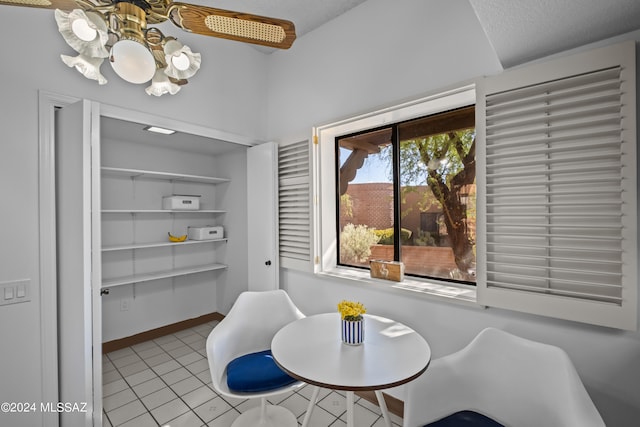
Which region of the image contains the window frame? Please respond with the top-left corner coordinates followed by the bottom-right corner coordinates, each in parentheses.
top-left (333, 109), bottom-right (477, 285)
top-left (313, 85), bottom-right (477, 284)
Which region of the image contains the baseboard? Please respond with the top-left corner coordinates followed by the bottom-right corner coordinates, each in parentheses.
top-left (356, 390), bottom-right (404, 419)
top-left (102, 312), bottom-right (224, 354)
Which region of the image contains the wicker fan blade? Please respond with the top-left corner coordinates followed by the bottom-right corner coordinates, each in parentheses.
top-left (169, 2), bottom-right (296, 49)
top-left (0, 0), bottom-right (80, 10)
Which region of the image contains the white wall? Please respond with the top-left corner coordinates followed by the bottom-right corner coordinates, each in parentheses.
top-left (266, 0), bottom-right (640, 425)
top-left (213, 149), bottom-right (250, 313)
top-left (0, 7), bottom-right (264, 427)
top-left (266, 0), bottom-right (502, 140)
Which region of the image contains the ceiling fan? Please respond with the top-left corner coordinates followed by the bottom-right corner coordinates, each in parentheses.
top-left (0, 0), bottom-right (296, 95)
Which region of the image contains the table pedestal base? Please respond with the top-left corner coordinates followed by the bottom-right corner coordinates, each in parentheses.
top-left (231, 402), bottom-right (297, 427)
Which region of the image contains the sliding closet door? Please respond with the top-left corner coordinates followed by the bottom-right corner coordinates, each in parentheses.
top-left (56, 100), bottom-right (102, 426)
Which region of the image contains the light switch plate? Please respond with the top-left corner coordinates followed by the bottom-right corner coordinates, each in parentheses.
top-left (0, 279), bottom-right (31, 306)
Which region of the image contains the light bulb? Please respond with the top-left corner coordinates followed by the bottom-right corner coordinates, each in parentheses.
top-left (71, 18), bottom-right (97, 42)
top-left (110, 40), bottom-right (156, 84)
top-left (171, 53), bottom-right (191, 71)
top-left (163, 39), bottom-right (201, 80)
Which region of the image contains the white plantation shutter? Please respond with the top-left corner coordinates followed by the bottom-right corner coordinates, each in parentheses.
top-left (477, 41), bottom-right (637, 330)
top-left (278, 140), bottom-right (313, 270)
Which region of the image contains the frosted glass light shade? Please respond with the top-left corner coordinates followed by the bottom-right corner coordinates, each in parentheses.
top-left (109, 40), bottom-right (156, 84)
top-left (145, 69), bottom-right (181, 96)
top-left (55, 9), bottom-right (109, 58)
top-left (72, 18), bottom-right (96, 41)
top-left (164, 40), bottom-right (201, 80)
top-left (61, 54), bottom-right (107, 85)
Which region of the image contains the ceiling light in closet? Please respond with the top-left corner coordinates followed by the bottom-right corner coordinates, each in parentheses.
top-left (144, 126), bottom-right (176, 135)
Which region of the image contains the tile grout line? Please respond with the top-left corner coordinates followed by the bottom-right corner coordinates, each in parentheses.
top-left (107, 331), bottom-right (207, 426)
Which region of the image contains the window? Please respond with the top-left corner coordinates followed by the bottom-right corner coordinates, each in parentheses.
top-left (306, 40), bottom-right (635, 330)
top-left (336, 107), bottom-right (476, 284)
top-left (314, 85), bottom-right (476, 277)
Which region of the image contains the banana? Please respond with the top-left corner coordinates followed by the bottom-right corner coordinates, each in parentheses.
top-left (168, 232), bottom-right (188, 242)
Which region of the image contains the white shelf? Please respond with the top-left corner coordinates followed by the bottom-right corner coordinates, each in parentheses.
top-left (102, 166), bottom-right (230, 184)
top-left (101, 264), bottom-right (227, 289)
top-left (102, 209), bottom-right (226, 214)
top-left (102, 238), bottom-right (228, 252)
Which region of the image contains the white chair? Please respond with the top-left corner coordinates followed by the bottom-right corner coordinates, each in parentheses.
top-left (404, 327), bottom-right (605, 427)
top-left (206, 290), bottom-right (305, 427)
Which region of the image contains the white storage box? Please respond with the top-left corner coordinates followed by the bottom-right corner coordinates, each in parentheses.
top-left (188, 226), bottom-right (224, 240)
top-left (162, 195), bottom-right (200, 210)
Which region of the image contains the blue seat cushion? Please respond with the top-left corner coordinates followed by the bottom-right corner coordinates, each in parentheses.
top-left (226, 349), bottom-right (297, 393)
top-left (424, 410), bottom-right (505, 427)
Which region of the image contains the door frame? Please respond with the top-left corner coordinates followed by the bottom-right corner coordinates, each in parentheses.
top-left (38, 91), bottom-right (259, 427)
top-left (39, 90), bottom-right (80, 427)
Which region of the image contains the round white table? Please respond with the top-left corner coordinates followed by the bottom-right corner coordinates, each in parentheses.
top-left (271, 313), bottom-right (431, 427)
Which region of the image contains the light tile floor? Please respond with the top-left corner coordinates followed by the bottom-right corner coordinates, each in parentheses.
top-left (102, 321), bottom-right (403, 427)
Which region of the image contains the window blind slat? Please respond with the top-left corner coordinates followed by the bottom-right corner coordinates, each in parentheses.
top-left (485, 280), bottom-right (623, 304)
top-left (487, 201), bottom-right (622, 208)
top-left (486, 164), bottom-right (620, 179)
top-left (485, 177), bottom-right (622, 188)
top-left (486, 251), bottom-right (622, 265)
top-left (486, 139), bottom-right (621, 160)
top-left (486, 116), bottom-right (621, 142)
top-left (485, 129), bottom-right (620, 151)
top-left (486, 153), bottom-right (620, 170)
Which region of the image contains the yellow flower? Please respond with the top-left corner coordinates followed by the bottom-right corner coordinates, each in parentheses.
top-left (337, 300), bottom-right (366, 321)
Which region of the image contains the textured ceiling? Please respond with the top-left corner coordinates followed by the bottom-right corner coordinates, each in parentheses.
top-left (468, 0), bottom-right (640, 68)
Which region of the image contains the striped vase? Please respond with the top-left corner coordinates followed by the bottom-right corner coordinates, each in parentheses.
top-left (341, 318), bottom-right (364, 345)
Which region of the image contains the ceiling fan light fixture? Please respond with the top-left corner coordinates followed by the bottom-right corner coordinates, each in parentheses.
top-left (145, 68), bottom-right (181, 96)
top-left (61, 53), bottom-right (107, 85)
top-left (163, 39), bottom-right (201, 80)
top-left (55, 9), bottom-right (109, 58)
top-left (109, 39), bottom-right (157, 84)
top-left (7, 0), bottom-right (296, 94)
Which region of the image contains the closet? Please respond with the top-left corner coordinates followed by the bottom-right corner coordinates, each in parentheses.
top-left (99, 116), bottom-right (241, 343)
top-left (55, 100), bottom-right (257, 426)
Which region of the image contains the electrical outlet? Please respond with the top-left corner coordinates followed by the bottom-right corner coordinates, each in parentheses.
top-left (120, 299), bottom-right (130, 311)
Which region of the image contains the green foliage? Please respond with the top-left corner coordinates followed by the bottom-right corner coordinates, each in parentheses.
top-left (340, 194), bottom-right (354, 218)
top-left (400, 129), bottom-right (475, 187)
top-left (414, 230), bottom-right (437, 247)
top-left (340, 224), bottom-right (381, 263)
top-left (373, 228), bottom-right (412, 245)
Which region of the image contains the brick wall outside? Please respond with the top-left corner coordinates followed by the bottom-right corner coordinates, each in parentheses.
top-left (340, 183), bottom-right (441, 237)
top-left (340, 183), bottom-right (394, 230)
